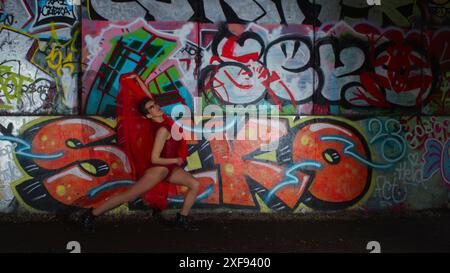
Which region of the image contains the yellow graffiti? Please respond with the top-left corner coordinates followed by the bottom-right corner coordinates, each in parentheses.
top-left (379, 0), bottom-right (419, 27)
top-left (0, 66), bottom-right (33, 109)
top-left (255, 193), bottom-right (272, 213)
top-left (43, 22), bottom-right (78, 77)
top-left (45, 47), bottom-right (75, 77)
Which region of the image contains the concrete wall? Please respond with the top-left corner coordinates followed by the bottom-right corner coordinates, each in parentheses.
top-left (0, 0), bottom-right (449, 214)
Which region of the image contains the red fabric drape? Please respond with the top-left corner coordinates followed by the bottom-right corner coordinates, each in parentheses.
top-left (117, 73), bottom-right (188, 210)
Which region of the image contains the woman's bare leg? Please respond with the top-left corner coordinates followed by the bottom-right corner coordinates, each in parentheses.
top-left (167, 167), bottom-right (200, 216)
top-left (92, 167), bottom-right (169, 216)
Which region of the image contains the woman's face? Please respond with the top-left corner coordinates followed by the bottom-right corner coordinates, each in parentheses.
top-left (145, 100), bottom-right (163, 118)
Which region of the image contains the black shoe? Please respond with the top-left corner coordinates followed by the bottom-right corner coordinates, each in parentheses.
top-left (152, 207), bottom-right (162, 218)
top-left (175, 213), bottom-right (199, 231)
top-left (80, 208), bottom-right (96, 232)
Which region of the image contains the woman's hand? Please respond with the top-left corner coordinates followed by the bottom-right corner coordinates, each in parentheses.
top-left (176, 157), bottom-right (184, 166)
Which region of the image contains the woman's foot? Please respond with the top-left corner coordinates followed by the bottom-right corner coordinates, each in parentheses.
top-left (175, 213), bottom-right (199, 231)
top-left (80, 208), bottom-right (96, 232)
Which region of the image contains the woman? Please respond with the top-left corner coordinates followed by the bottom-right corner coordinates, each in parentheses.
top-left (81, 74), bottom-right (200, 231)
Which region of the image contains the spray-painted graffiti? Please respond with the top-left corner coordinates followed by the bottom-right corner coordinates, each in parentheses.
top-left (316, 0), bottom-right (420, 28)
top-left (0, 0), bottom-right (80, 114)
top-left (440, 71), bottom-right (450, 110)
top-left (372, 175), bottom-right (408, 209)
top-left (0, 116), bottom-right (447, 213)
top-left (1, 0), bottom-right (34, 30)
top-left (419, 0), bottom-right (450, 28)
top-left (4, 117), bottom-right (134, 213)
top-left (33, 23), bottom-right (80, 110)
top-left (82, 20), bottom-right (449, 116)
top-left (0, 0), bottom-right (449, 215)
top-left (199, 24), bottom-right (315, 114)
top-left (82, 18), bottom-right (449, 116)
top-left (2, 0), bottom-right (80, 32)
top-left (369, 150), bottom-right (431, 210)
top-left (273, 118), bottom-right (374, 210)
top-left (85, 0), bottom-right (421, 27)
top-left (401, 116), bottom-right (450, 150)
top-left (423, 139), bottom-right (450, 187)
top-left (366, 119), bottom-right (406, 167)
top-left (33, 0), bottom-right (77, 28)
top-left (197, 22), bottom-right (449, 115)
top-left (0, 0), bottom-right (15, 26)
top-left (395, 153), bottom-right (427, 187)
top-left (0, 118), bottom-right (33, 212)
top-left (0, 27), bottom-right (54, 112)
top-left (338, 24), bottom-right (434, 110)
top-left (83, 19), bottom-right (195, 116)
top-left (172, 117), bottom-right (393, 211)
top-left (173, 116), bottom-right (449, 212)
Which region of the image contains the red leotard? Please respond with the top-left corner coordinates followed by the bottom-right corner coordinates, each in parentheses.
top-left (149, 119), bottom-right (181, 177)
top-left (117, 73), bottom-right (189, 210)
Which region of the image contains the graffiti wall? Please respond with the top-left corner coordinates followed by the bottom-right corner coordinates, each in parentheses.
top-left (82, 19), bottom-right (197, 116)
top-left (0, 116), bottom-right (448, 213)
top-left (0, 0), bottom-right (80, 114)
top-left (0, 117), bottom-right (135, 213)
top-left (83, 0), bottom-right (424, 27)
top-left (82, 21), bottom-right (450, 116)
top-left (0, 0), bottom-right (448, 214)
top-left (198, 22), bottom-right (450, 115)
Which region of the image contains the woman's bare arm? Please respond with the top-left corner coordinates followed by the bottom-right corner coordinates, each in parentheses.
top-left (151, 127), bottom-right (179, 165)
top-left (135, 76), bottom-right (151, 96)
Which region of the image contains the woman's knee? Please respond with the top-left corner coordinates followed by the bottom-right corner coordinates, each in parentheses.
top-left (123, 194), bottom-right (135, 203)
top-left (118, 191), bottom-right (135, 203)
top-left (189, 179), bottom-right (200, 193)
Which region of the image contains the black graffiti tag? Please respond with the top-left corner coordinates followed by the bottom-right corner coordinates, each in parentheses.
top-left (33, 0), bottom-right (77, 27)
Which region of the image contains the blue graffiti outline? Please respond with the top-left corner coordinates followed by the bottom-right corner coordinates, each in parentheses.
top-left (87, 180), bottom-right (135, 200)
top-left (0, 135), bottom-right (64, 160)
top-left (264, 161), bottom-right (323, 204)
top-left (0, 12), bottom-right (8, 22)
top-left (167, 184), bottom-right (214, 203)
top-left (367, 118), bottom-right (407, 164)
top-left (320, 135), bottom-right (396, 169)
top-left (422, 139), bottom-right (450, 184)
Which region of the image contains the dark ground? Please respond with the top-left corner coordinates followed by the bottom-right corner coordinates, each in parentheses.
top-left (0, 209), bottom-right (449, 253)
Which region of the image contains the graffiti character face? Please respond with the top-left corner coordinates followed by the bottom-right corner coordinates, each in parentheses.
top-left (356, 29), bottom-right (435, 108)
top-left (291, 119), bottom-right (372, 210)
top-left (209, 62), bottom-right (269, 105)
top-left (375, 41), bottom-right (432, 100)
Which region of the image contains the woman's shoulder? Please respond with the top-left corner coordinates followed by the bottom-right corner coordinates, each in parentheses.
top-left (152, 117), bottom-right (177, 135)
top-left (153, 122), bottom-right (170, 135)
